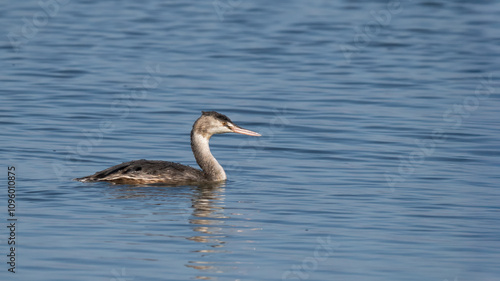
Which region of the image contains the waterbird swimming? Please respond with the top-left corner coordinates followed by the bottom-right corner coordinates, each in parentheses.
top-left (75, 111), bottom-right (261, 184)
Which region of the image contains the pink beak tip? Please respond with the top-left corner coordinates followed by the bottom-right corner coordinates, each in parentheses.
top-left (231, 126), bottom-right (262, 137)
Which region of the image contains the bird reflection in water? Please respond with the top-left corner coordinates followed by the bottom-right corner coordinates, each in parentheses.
top-left (107, 181), bottom-right (234, 279)
top-left (185, 182), bottom-right (230, 276)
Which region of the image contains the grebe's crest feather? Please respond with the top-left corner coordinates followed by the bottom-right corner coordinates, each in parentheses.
top-left (201, 111), bottom-right (232, 123)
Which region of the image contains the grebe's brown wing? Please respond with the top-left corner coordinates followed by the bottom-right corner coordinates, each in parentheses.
top-left (74, 159), bottom-right (204, 184)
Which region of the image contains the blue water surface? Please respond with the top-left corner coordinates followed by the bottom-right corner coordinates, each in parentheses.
top-left (1, 0), bottom-right (500, 280)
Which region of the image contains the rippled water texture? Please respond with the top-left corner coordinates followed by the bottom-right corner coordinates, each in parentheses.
top-left (1, 0), bottom-right (500, 280)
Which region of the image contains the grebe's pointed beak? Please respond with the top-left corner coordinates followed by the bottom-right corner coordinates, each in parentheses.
top-left (230, 125), bottom-right (261, 136)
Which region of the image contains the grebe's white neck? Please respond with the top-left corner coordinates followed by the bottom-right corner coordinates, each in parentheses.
top-left (190, 132), bottom-right (226, 181)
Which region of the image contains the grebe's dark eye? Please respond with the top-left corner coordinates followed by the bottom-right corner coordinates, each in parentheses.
top-left (222, 122), bottom-right (227, 126)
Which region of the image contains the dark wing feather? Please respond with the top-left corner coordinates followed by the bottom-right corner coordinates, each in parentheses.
top-left (74, 159), bottom-right (205, 184)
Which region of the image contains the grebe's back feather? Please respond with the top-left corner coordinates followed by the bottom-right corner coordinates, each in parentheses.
top-left (75, 159), bottom-right (204, 184)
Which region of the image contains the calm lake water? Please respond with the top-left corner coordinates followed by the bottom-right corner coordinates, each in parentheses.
top-left (1, 0), bottom-right (500, 280)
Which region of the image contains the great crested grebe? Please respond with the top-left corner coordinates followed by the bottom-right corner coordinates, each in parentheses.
top-left (75, 111), bottom-right (261, 184)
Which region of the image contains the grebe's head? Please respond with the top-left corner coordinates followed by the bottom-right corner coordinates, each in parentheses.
top-left (193, 111), bottom-right (261, 138)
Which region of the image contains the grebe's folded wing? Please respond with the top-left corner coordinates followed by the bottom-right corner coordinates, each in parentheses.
top-left (74, 159), bottom-right (203, 183)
